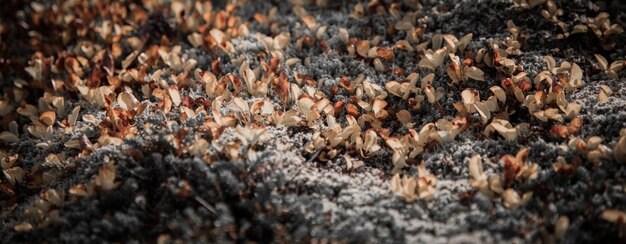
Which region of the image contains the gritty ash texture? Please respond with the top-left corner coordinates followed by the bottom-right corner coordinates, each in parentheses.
top-left (1, 0), bottom-right (626, 243)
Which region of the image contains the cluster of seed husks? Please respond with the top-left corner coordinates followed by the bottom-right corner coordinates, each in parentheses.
top-left (515, 0), bottom-right (624, 50)
top-left (0, 0), bottom-right (626, 240)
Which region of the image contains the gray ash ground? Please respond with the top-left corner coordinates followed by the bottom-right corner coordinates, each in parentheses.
top-left (1, 0), bottom-right (626, 243)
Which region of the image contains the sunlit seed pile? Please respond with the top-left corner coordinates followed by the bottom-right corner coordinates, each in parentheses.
top-left (1, 0), bottom-right (626, 242)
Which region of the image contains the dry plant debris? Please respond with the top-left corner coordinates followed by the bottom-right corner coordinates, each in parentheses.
top-left (0, 0), bottom-right (625, 243)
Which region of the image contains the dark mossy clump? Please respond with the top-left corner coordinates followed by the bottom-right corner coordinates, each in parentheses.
top-left (2, 138), bottom-right (312, 243)
top-left (138, 10), bottom-right (178, 46)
